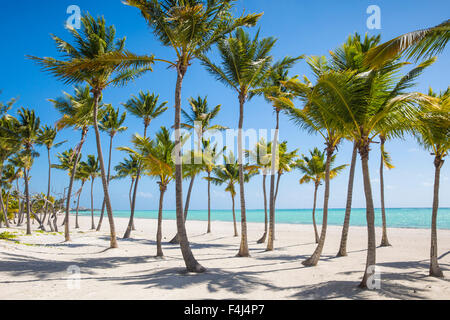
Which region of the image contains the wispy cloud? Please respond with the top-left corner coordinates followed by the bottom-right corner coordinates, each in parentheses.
top-left (137, 192), bottom-right (153, 199)
top-left (422, 182), bottom-right (433, 187)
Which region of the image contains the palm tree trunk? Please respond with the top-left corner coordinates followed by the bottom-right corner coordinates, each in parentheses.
top-left (75, 181), bottom-right (85, 229)
top-left (92, 90), bottom-right (118, 248)
top-left (156, 183), bottom-right (167, 257)
top-left (358, 143), bottom-right (377, 288)
top-left (312, 183), bottom-right (320, 244)
top-left (0, 165), bottom-right (10, 228)
top-left (302, 145), bottom-right (334, 266)
top-left (123, 169), bottom-right (141, 239)
top-left (257, 174), bottom-right (268, 243)
top-left (379, 138), bottom-right (391, 247)
top-left (96, 134), bottom-right (114, 231)
top-left (90, 178), bottom-right (95, 230)
top-left (266, 110), bottom-right (280, 251)
top-left (207, 171), bottom-right (212, 233)
top-left (174, 63), bottom-right (204, 272)
top-left (44, 147), bottom-right (51, 229)
top-left (237, 93), bottom-right (249, 257)
top-left (232, 194), bottom-right (238, 237)
top-left (64, 131), bottom-right (85, 242)
top-left (24, 169), bottom-right (31, 235)
top-left (337, 141), bottom-right (357, 257)
top-left (169, 175), bottom-right (196, 244)
top-left (430, 156), bottom-right (444, 277)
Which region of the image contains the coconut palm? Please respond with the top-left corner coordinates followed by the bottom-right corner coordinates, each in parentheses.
top-left (414, 87), bottom-right (450, 278)
top-left (73, 166), bottom-right (90, 229)
top-left (114, 155), bottom-right (140, 214)
top-left (16, 108), bottom-right (41, 235)
top-left (181, 96), bottom-right (226, 234)
top-left (366, 20), bottom-right (449, 67)
top-left (29, 13), bottom-right (156, 248)
top-left (124, 0), bottom-right (261, 271)
top-left (297, 148), bottom-right (347, 243)
top-left (37, 125), bottom-right (66, 229)
top-left (245, 138), bottom-right (271, 243)
top-left (80, 155), bottom-right (101, 230)
top-left (122, 91), bottom-right (168, 238)
top-left (207, 152), bottom-right (257, 237)
top-left (96, 105), bottom-right (127, 231)
top-left (200, 28), bottom-right (277, 257)
top-left (283, 53), bottom-right (435, 286)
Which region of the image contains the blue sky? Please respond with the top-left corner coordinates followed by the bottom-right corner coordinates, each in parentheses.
top-left (0, 0), bottom-right (449, 211)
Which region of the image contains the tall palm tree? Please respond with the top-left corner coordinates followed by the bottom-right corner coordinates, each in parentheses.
top-left (181, 96), bottom-right (226, 234)
top-left (73, 165), bottom-right (90, 229)
top-left (29, 13), bottom-right (156, 248)
top-left (16, 108), bottom-right (41, 235)
top-left (414, 87), bottom-right (449, 278)
top-left (252, 56), bottom-right (303, 250)
top-left (201, 28), bottom-right (276, 257)
top-left (245, 138), bottom-right (271, 243)
top-left (96, 105), bottom-right (127, 231)
top-left (366, 20), bottom-right (449, 67)
top-left (122, 91), bottom-right (168, 238)
top-left (297, 148), bottom-right (347, 243)
top-left (124, 0), bottom-right (260, 272)
top-left (37, 125), bottom-right (66, 229)
top-left (207, 152), bottom-right (257, 237)
top-left (284, 54), bottom-right (435, 286)
top-left (80, 155), bottom-right (101, 230)
top-left (114, 155), bottom-right (140, 215)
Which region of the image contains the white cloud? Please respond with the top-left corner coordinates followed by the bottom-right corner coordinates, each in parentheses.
top-left (422, 182), bottom-right (433, 187)
top-left (137, 192), bottom-right (153, 199)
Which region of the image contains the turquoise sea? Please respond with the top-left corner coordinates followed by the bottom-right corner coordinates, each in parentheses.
top-left (82, 207), bottom-right (450, 230)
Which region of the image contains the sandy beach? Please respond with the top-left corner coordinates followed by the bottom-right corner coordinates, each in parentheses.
top-left (0, 215), bottom-right (449, 300)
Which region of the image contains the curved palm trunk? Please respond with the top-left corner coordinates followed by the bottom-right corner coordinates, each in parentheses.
top-left (0, 166), bottom-right (10, 228)
top-left (231, 194), bottom-right (238, 237)
top-left (237, 93), bottom-right (249, 257)
top-left (170, 175), bottom-right (196, 244)
top-left (312, 183), bottom-right (320, 244)
top-left (64, 131), bottom-right (86, 241)
top-left (358, 144), bottom-right (377, 288)
top-left (156, 184), bottom-right (167, 257)
top-left (92, 91), bottom-right (118, 248)
top-left (123, 127), bottom-right (148, 238)
top-left (257, 174), bottom-right (268, 243)
top-left (42, 147), bottom-right (51, 230)
top-left (430, 157), bottom-right (444, 277)
top-left (24, 169), bottom-right (31, 235)
top-left (97, 134), bottom-right (114, 231)
top-left (90, 178), bottom-right (95, 230)
top-left (207, 171), bottom-right (212, 233)
top-left (379, 138), bottom-right (391, 247)
top-left (75, 181), bottom-right (85, 229)
top-left (174, 64), bottom-right (204, 272)
top-left (302, 145), bottom-right (334, 266)
top-left (337, 142), bottom-right (357, 256)
top-left (266, 110), bottom-right (280, 251)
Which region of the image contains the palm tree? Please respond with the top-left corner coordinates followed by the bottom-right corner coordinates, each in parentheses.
top-left (414, 87), bottom-right (449, 278)
top-left (29, 13), bottom-right (156, 248)
top-left (283, 54), bottom-right (435, 286)
top-left (366, 20), bottom-right (449, 67)
top-left (16, 108), bottom-right (41, 235)
top-left (297, 148), bottom-right (347, 243)
top-left (114, 155), bottom-right (140, 215)
top-left (37, 125), bottom-right (66, 230)
top-left (124, 0), bottom-right (261, 271)
top-left (73, 166), bottom-right (90, 229)
top-left (207, 152), bottom-right (257, 237)
top-left (119, 127), bottom-right (176, 257)
top-left (245, 138), bottom-right (271, 243)
top-left (80, 155), bottom-right (101, 230)
top-left (122, 91), bottom-right (168, 238)
top-left (181, 96), bottom-right (226, 234)
top-left (96, 105), bottom-right (127, 231)
top-left (201, 28), bottom-right (276, 257)
top-left (0, 115), bottom-right (21, 228)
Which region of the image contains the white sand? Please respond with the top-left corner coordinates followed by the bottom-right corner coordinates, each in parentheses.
top-left (0, 215), bottom-right (449, 300)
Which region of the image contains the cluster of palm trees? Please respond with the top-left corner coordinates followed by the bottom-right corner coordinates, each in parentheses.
top-left (0, 1), bottom-right (448, 288)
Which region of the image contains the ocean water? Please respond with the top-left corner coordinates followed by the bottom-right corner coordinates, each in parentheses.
top-left (82, 207), bottom-right (450, 230)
